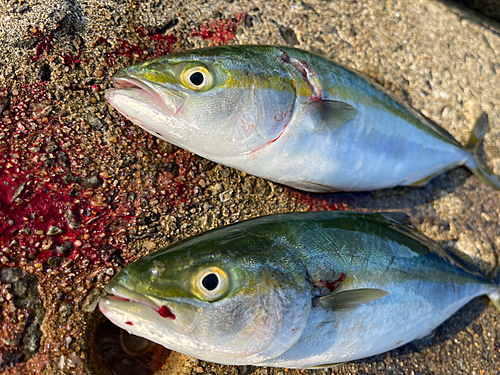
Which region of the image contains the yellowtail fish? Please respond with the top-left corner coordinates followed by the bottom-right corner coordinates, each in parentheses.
top-left (105, 46), bottom-right (500, 192)
top-left (99, 211), bottom-right (500, 368)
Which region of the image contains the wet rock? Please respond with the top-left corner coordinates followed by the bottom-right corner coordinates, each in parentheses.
top-left (0, 94), bottom-right (9, 116)
top-left (278, 25), bottom-right (299, 45)
top-left (0, 268), bottom-right (44, 370)
top-left (46, 256), bottom-right (63, 268)
top-left (10, 182), bottom-right (26, 202)
top-left (57, 151), bottom-right (71, 169)
top-left (164, 162), bottom-right (179, 176)
top-left (11, 37), bottom-right (39, 50)
top-left (244, 14), bottom-right (253, 28)
top-left (0, 267), bottom-right (22, 283)
top-left (17, 3), bottom-right (30, 14)
top-left (22, 323), bottom-right (42, 354)
top-left (88, 115), bottom-right (104, 130)
top-left (85, 310), bottom-right (172, 375)
top-left (55, 240), bottom-right (74, 255)
top-left (58, 301), bottom-right (74, 324)
top-left (47, 225), bottom-right (64, 236)
top-left (81, 175), bottom-right (103, 188)
top-left (81, 288), bottom-right (103, 313)
top-left (65, 209), bottom-right (79, 229)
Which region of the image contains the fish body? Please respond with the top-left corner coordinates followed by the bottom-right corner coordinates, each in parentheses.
top-left (105, 46), bottom-right (500, 192)
top-left (100, 212), bottom-right (500, 368)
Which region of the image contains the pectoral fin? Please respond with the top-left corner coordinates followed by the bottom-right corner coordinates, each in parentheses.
top-left (309, 100), bottom-right (358, 129)
top-left (313, 288), bottom-right (389, 311)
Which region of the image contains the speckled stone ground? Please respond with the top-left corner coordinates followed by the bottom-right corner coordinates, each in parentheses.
top-left (0, 0), bottom-right (499, 374)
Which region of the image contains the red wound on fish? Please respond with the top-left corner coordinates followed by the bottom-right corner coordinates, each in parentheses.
top-left (125, 321), bottom-right (133, 326)
top-left (317, 273), bottom-right (346, 293)
top-left (158, 305), bottom-right (176, 319)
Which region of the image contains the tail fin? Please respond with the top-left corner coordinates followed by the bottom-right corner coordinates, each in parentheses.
top-left (488, 265), bottom-right (500, 313)
top-left (464, 113), bottom-right (500, 191)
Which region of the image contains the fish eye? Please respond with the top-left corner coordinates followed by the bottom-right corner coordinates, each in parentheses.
top-left (202, 273), bottom-right (219, 291)
top-left (189, 72), bottom-right (204, 86)
top-left (181, 65), bottom-right (214, 91)
top-left (192, 266), bottom-right (229, 302)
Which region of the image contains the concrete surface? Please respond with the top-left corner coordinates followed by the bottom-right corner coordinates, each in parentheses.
top-left (0, 0), bottom-right (499, 374)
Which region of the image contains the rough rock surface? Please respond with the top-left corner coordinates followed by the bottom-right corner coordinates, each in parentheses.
top-left (0, 0), bottom-right (499, 374)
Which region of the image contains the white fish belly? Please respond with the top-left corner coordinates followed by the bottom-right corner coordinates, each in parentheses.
top-left (229, 107), bottom-right (470, 192)
top-left (259, 282), bottom-right (489, 368)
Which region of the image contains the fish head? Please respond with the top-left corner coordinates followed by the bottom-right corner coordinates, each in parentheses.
top-left (99, 226), bottom-right (312, 365)
top-left (105, 46), bottom-right (297, 157)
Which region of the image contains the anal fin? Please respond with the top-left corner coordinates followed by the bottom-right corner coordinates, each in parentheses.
top-left (414, 329), bottom-right (436, 341)
top-left (297, 179), bottom-right (339, 193)
top-left (307, 362), bottom-right (344, 369)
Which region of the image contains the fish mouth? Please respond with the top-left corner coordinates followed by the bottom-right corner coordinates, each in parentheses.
top-left (100, 281), bottom-right (200, 335)
top-left (105, 74), bottom-right (188, 145)
top-left (108, 76), bottom-right (185, 116)
top-left (102, 281), bottom-right (175, 319)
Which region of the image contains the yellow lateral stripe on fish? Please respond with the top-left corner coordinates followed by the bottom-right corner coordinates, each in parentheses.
top-left (105, 45), bottom-right (500, 192)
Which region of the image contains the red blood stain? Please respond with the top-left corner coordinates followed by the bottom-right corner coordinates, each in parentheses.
top-left (0, 82), bottom-right (197, 266)
top-left (0, 83), bottom-right (134, 262)
top-left (138, 27), bottom-right (178, 58)
top-left (273, 108), bottom-right (293, 122)
top-left (250, 124), bottom-right (288, 154)
top-left (285, 187), bottom-right (350, 211)
top-left (32, 30), bottom-right (55, 61)
top-left (64, 83), bottom-right (100, 93)
top-left (317, 273), bottom-right (346, 293)
top-left (113, 39), bottom-right (144, 58)
top-left (31, 23), bottom-right (66, 62)
top-left (278, 48), bottom-right (322, 101)
top-left (105, 30), bottom-right (178, 66)
top-left (190, 13), bottom-right (246, 45)
top-left (61, 51), bottom-right (87, 68)
top-left (158, 305), bottom-right (175, 319)
top-left (125, 321), bottom-right (133, 326)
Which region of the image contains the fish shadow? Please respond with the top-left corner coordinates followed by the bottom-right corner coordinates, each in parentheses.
top-left (298, 167), bottom-right (470, 212)
top-left (348, 296), bottom-right (490, 371)
top-left (435, 0), bottom-right (500, 25)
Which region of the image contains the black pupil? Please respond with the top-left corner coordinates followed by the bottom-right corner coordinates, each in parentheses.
top-left (189, 72), bottom-right (204, 86)
top-left (202, 273), bottom-right (219, 291)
